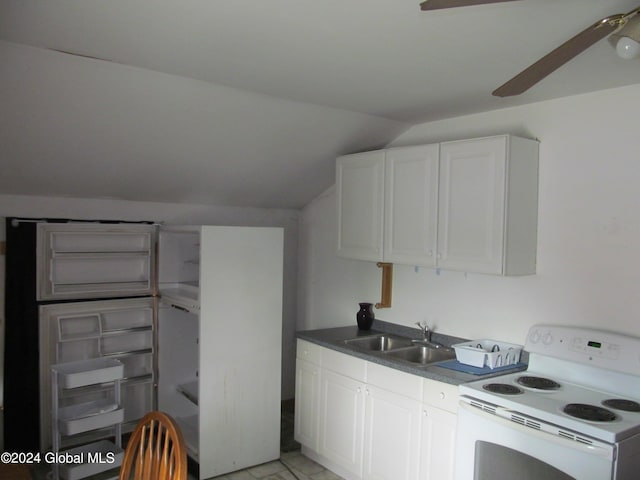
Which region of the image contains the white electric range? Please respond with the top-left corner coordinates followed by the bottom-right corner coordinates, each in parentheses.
top-left (455, 325), bottom-right (640, 480)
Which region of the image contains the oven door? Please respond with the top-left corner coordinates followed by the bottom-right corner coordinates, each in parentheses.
top-left (455, 400), bottom-right (616, 480)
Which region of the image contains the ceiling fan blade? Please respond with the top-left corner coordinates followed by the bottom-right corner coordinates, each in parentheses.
top-left (420, 0), bottom-right (520, 11)
top-left (492, 14), bottom-right (625, 97)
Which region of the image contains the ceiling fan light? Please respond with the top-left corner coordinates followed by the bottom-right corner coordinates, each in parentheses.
top-left (615, 36), bottom-right (640, 59)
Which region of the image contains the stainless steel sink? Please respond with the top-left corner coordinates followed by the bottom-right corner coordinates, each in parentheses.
top-left (344, 334), bottom-right (413, 352)
top-left (384, 345), bottom-right (456, 365)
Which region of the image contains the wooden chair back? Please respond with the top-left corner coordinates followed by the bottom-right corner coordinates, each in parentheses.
top-left (119, 411), bottom-right (187, 480)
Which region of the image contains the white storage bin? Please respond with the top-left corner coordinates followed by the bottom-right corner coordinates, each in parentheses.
top-left (53, 358), bottom-right (124, 389)
top-left (453, 340), bottom-right (522, 369)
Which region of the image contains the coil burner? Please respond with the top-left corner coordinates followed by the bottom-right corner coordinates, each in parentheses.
top-left (516, 376), bottom-right (561, 390)
top-left (602, 399), bottom-right (640, 412)
top-left (563, 403), bottom-right (617, 422)
top-left (482, 383), bottom-right (524, 395)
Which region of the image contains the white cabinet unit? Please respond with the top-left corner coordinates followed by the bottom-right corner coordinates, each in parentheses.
top-left (318, 348), bottom-right (367, 478)
top-left (384, 144), bottom-right (440, 267)
top-left (437, 136), bottom-right (539, 275)
top-left (296, 343), bottom-right (456, 480)
top-left (50, 358), bottom-right (125, 480)
top-left (319, 369), bottom-right (366, 478)
top-left (336, 135), bottom-right (539, 275)
top-left (419, 379), bottom-right (458, 480)
top-left (294, 340), bottom-right (322, 450)
top-left (336, 150), bottom-right (386, 261)
top-left (364, 363), bottom-right (422, 480)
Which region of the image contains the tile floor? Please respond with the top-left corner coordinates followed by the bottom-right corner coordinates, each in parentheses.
top-left (204, 451), bottom-right (344, 480)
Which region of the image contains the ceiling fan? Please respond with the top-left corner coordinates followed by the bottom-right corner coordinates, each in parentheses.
top-left (420, 0), bottom-right (640, 97)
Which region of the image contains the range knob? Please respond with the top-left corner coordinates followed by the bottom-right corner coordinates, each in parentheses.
top-left (529, 329), bottom-right (541, 344)
top-left (542, 332), bottom-right (553, 345)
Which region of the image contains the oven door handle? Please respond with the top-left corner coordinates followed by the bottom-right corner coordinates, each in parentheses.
top-left (459, 401), bottom-right (616, 460)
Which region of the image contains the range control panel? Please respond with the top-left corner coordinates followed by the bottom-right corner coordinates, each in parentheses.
top-left (526, 325), bottom-right (640, 374)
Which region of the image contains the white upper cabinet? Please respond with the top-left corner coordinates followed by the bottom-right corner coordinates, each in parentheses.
top-left (336, 150), bottom-right (386, 261)
top-left (438, 136), bottom-right (539, 275)
top-left (384, 144), bottom-right (440, 267)
top-left (336, 135), bottom-right (539, 275)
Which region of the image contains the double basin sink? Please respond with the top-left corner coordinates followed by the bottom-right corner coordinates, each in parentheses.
top-left (343, 333), bottom-right (455, 366)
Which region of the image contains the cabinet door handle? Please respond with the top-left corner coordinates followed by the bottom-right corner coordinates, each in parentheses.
top-left (357, 387), bottom-right (362, 394)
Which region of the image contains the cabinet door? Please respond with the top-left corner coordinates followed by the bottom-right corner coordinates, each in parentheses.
top-left (384, 145), bottom-right (439, 267)
top-left (337, 151), bottom-right (385, 261)
top-left (437, 136), bottom-right (507, 274)
top-left (319, 370), bottom-right (365, 477)
top-left (363, 386), bottom-right (421, 480)
top-left (419, 406), bottom-right (457, 480)
top-left (294, 358), bottom-right (321, 450)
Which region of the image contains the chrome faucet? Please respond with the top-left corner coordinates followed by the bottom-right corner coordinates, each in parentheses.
top-left (415, 321), bottom-right (432, 342)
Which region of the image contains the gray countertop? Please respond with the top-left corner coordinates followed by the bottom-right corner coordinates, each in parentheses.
top-left (296, 320), bottom-right (527, 386)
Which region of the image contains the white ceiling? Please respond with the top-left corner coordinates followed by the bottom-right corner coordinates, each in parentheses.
top-left (1, 0), bottom-right (639, 208)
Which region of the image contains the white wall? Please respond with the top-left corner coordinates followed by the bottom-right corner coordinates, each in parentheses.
top-left (298, 84), bottom-right (640, 345)
top-left (0, 194), bottom-right (299, 399)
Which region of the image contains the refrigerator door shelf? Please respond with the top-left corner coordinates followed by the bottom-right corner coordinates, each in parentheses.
top-left (59, 405), bottom-right (124, 436)
top-left (57, 440), bottom-right (124, 480)
top-left (52, 358), bottom-right (124, 389)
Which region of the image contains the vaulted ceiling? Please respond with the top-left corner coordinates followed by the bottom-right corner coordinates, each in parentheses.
top-left (1, 1), bottom-right (639, 208)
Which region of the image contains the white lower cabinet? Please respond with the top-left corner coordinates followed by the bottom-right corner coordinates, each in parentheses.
top-left (296, 341), bottom-right (458, 480)
top-left (319, 369), bottom-right (366, 477)
top-left (419, 407), bottom-right (456, 480)
top-left (294, 340), bottom-right (321, 450)
top-left (363, 385), bottom-right (421, 480)
top-left (420, 379), bottom-right (458, 480)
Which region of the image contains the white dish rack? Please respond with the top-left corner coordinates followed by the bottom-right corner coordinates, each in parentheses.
top-left (453, 339), bottom-right (522, 369)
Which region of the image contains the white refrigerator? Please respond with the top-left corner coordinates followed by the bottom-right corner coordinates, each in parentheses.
top-left (38, 223), bottom-right (284, 479)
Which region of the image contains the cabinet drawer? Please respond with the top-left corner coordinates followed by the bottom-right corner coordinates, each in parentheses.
top-left (296, 339), bottom-right (322, 364)
top-left (322, 348), bottom-right (366, 381)
top-left (422, 378), bottom-right (458, 413)
top-left (367, 362), bottom-right (422, 401)
top-left (296, 340), bottom-right (322, 365)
